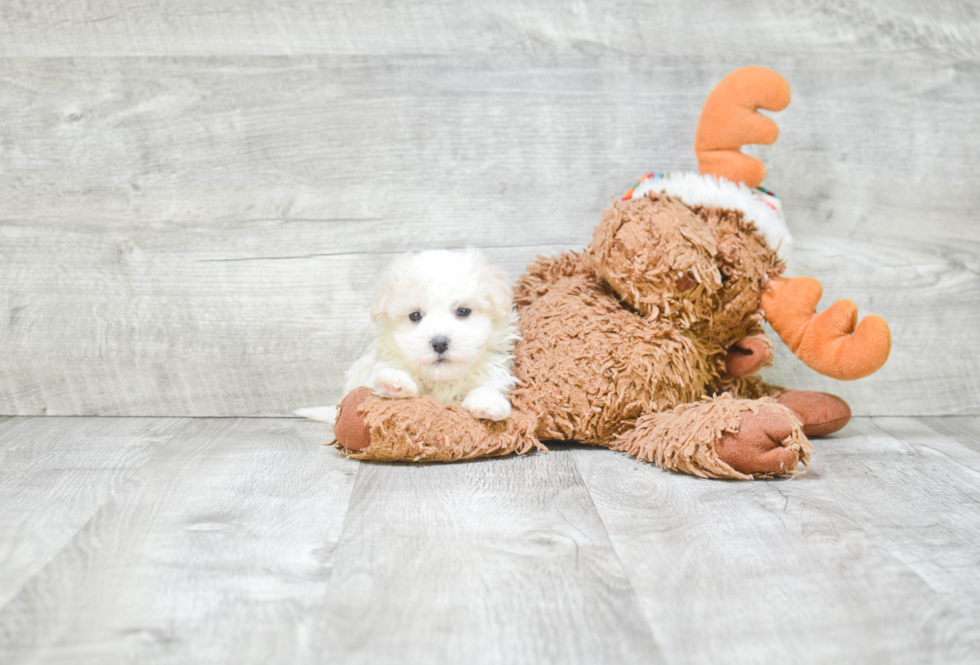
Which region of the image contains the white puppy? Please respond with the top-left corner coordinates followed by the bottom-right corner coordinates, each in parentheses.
top-left (295, 248), bottom-right (519, 423)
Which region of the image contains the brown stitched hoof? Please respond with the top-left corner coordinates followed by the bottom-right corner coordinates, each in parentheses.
top-left (334, 387), bottom-right (373, 452)
top-left (725, 337), bottom-right (771, 378)
top-left (715, 407), bottom-right (800, 476)
top-left (776, 390), bottom-right (851, 437)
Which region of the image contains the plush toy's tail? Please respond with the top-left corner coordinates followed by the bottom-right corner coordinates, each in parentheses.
top-left (694, 66), bottom-right (791, 188)
top-left (293, 405), bottom-right (337, 423)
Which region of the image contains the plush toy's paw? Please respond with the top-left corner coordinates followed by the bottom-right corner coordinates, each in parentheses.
top-left (372, 368), bottom-right (419, 399)
top-left (462, 387), bottom-right (512, 421)
top-left (715, 406), bottom-right (801, 476)
top-left (725, 337), bottom-right (772, 378)
top-left (776, 390), bottom-right (851, 437)
top-left (335, 387), bottom-right (373, 452)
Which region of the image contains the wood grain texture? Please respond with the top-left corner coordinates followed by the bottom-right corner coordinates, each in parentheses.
top-left (573, 426), bottom-right (980, 663)
top-left (918, 416), bottom-right (980, 454)
top-left (3, 416), bottom-right (980, 663)
top-left (310, 445), bottom-right (662, 665)
top-left (0, 419), bottom-right (661, 665)
top-left (571, 418), bottom-right (980, 664)
top-left (866, 416), bottom-right (980, 628)
top-left (1, 0), bottom-right (978, 58)
top-left (0, 417), bottom-right (185, 608)
top-left (0, 4), bottom-right (978, 416)
top-left (0, 417), bottom-right (360, 664)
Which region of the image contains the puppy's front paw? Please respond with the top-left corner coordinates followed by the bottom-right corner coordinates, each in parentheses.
top-left (373, 369), bottom-right (418, 399)
top-left (462, 388), bottom-right (512, 421)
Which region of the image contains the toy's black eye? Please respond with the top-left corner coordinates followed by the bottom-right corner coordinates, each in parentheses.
top-left (456, 307), bottom-right (471, 318)
top-left (409, 311), bottom-right (423, 322)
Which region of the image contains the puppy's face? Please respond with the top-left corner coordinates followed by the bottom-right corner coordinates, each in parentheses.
top-left (372, 249), bottom-right (514, 382)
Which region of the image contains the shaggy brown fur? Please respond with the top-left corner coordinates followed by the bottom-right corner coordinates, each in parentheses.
top-left (612, 395), bottom-right (809, 480)
top-left (589, 195), bottom-right (722, 330)
top-left (341, 388), bottom-right (543, 462)
top-left (334, 192), bottom-right (818, 479)
top-left (695, 204), bottom-right (786, 345)
top-left (511, 250), bottom-right (716, 443)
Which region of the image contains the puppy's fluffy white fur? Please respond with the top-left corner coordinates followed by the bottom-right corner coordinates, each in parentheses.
top-left (295, 248), bottom-right (520, 424)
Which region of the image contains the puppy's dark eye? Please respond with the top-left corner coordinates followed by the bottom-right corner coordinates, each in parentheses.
top-left (456, 307), bottom-right (471, 318)
top-left (409, 311), bottom-right (423, 322)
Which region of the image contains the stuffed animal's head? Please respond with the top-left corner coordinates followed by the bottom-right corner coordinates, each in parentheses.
top-left (588, 186), bottom-right (783, 348)
top-left (694, 202), bottom-right (785, 346)
top-left (589, 171), bottom-right (889, 380)
top-left (588, 193), bottom-right (723, 331)
top-left (587, 66), bottom-right (892, 381)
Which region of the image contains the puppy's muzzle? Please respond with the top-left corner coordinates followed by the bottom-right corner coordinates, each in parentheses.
top-left (431, 336), bottom-right (450, 355)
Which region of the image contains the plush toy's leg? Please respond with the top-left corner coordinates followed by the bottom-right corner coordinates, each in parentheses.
top-left (334, 388), bottom-right (374, 452)
top-left (775, 390), bottom-right (851, 437)
top-left (610, 395), bottom-right (811, 480)
top-left (710, 375), bottom-right (851, 437)
top-left (332, 387), bottom-right (544, 462)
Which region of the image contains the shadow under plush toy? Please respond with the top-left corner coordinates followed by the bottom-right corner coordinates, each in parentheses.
top-left (331, 66), bottom-right (892, 479)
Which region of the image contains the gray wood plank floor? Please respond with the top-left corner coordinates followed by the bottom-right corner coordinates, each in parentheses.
top-left (2, 416), bottom-right (979, 664)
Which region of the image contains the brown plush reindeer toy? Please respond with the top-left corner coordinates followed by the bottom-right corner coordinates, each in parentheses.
top-left (332, 67), bottom-right (892, 479)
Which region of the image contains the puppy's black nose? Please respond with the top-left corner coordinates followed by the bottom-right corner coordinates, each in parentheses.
top-left (431, 336), bottom-right (449, 355)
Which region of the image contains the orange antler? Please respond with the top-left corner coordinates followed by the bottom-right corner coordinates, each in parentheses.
top-left (761, 277), bottom-right (892, 380)
top-left (695, 67), bottom-right (791, 188)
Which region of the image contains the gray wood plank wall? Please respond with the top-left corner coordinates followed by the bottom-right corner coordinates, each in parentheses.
top-left (1, 1), bottom-right (978, 416)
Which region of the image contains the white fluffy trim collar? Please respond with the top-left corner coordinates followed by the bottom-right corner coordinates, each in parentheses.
top-left (626, 172), bottom-right (795, 273)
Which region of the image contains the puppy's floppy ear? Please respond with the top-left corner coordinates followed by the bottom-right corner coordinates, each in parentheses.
top-left (371, 262), bottom-right (399, 321)
top-left (465, 247), bottom-right (513, 317)
top-left (482, 265), bottom-right (515, 318)
top-left (371, 284), bottom-right (391, 321)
